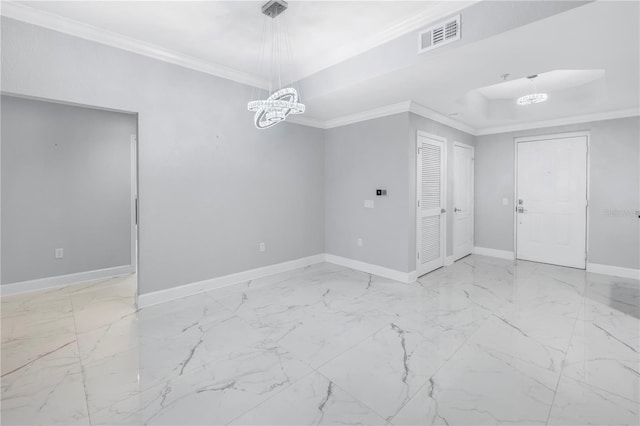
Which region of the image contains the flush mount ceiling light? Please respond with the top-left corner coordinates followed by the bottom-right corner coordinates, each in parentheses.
top-left (247, 0), bottom-right (305, 129)
top-left (517, 75), bottom-right (548, 106)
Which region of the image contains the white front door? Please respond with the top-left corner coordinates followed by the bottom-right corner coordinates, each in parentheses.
top-left (417, 133), bottom-right (446, 277)
top-left (453, 143), bottom-right (474, 261)
top-left (516, 135), bottom-right (588, 269)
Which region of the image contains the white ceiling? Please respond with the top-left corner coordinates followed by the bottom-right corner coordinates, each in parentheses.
top-left (4, 1), bottom-right (640, 132)
top-left (12, 0), bottom-right (474, 84)
top-left (301, 0), bottom-right (640, 131)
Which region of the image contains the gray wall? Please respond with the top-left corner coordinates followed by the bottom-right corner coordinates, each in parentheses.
top-left (324, 112), bottom-right (476, 273)
top-left (475, 116), bottom-right (640, 270)
top-left (1, 95), bottom-right (136, 284)
top-left (408, 113), bottom-right (476, 269)
top-left (325, 113), bottom-right (412, 272)
top-left (1, 18), bottom-right (325, 294)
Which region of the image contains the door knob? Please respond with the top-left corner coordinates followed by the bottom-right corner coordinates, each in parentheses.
top-left (517, 207), bottom-right (528, 213)
top-left (441, 208), bottom-right (446, 214)
top-left (454, 208), bottom-right (461, 212)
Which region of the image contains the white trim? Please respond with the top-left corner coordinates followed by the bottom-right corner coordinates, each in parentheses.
top-left (409, 102), bottom-right (477, 135)
top-left (285, 114), bottom-right (326, 129)
top-left (325, 254), bottom-right (416, 284)
top-left (138, 253), bottom-right (418, 309)
top-left (0, 1), bottom-right (268, 89)
top-left (445, 255), bottom-right (455, 266)
top-left (473, 246), bottom-right (515, 260)
top-left (587, 263), bottom-right (640, 280)
top-left (324, 101), bottom-right (411, 129)
top-left (0, 265), bottom-right (135, 297)
top-left (319, 101), bottom-right (476, 134)
top-left (416, 131), bottom-right (448, 277)
top-left (476, 109), bottom-right (640, 136)
top-left (130, 134), bottom-right (137, 273)
top-left (137, 254), bottom-right (325, 309)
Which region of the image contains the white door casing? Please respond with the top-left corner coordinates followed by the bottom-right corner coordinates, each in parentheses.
top-left (515, 133), bottom-right (588, 269)
top-left (453, 142), bottom-right (474, 261)
top-left (417, 132), bottom-right (446, 277)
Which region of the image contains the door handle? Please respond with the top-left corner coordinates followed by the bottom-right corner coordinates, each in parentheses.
top-left (454, 208), bottom-right (461, 212)
top-left (441, 208), bottom-right (446, 214)
top-left (517, 207), bottom-right (528, 213)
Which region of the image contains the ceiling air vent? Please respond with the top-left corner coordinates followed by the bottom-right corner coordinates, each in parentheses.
top-left (419, 14), bottom-right (461, 53)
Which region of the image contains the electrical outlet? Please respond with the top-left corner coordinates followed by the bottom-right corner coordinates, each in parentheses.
top-left (259, 242), bottom-right (266, 252)
top-left (357, 238), bottom-right (363, 247)
top-left (55, 248), bottom-right (64, 259)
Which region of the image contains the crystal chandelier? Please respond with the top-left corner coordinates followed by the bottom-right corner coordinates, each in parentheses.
top-left (517, 75), bottom-right (548, 106)
top-left (248, 0), bottom-right (305, 129)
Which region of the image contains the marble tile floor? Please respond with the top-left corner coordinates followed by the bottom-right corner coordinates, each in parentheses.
top-left (1, 255), bottom-right (638, 425)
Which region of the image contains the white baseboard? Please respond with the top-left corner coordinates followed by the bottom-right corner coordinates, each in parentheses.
top-left (324, 254), bottom-right (416, 284)
top-left (0, 265), bottom-right (135, 297)
top-left (445, 255), bottom-right (455, 266)
top-left (587, 263), bottom-right (640, 280)
top-left (137, 254), bottom-right (326, 309)
top-left (473, 246), bottom-right (515, 260)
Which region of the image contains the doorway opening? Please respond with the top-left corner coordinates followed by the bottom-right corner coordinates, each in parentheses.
top-left (0, 93), bottom-right (139, 298)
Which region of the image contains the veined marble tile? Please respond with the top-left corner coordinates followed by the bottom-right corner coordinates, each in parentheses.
top-left (391, 338), bottom-right (557, 425)
top-left (230, 372), bottom-right (386, 425)
top-left (71, 276), bottom-right (137, 333)
top-left (85, 343), bottom-right (312, 425)
top-left (1, 370), bottom-right (89, 425)
top-left (547, 375), bottom-right (640, 425)
top-left (215, 274), bottom-right (397, 369)
top-left (584, 273), bottom-right (640, 318)
top-left (318, 322), bottom-right (468, 421)
top-left (1, 257), bottom-right (638, 425)
top-left (1, 340), bottom-right (88, 426)
top-left (562, 299), bottom-right (640, 403)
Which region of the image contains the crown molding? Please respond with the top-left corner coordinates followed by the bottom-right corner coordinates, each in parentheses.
top-left (476, 108), bottom-right (640, 136)
top-left (323, 101), bottom-right (412, 129)
top-left (285, 114), bottom-right (326, 129)
top-left (408, 101), bottom-right (478, 135)
top-left (0, 1), bottom-right (269, 89)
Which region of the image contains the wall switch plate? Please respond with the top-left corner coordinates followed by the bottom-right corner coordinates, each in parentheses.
top-left (55, 248), bottom-right (64, 259)
top-left (502, 198), bottom-right (509, 206)
top-left (364, 200), bottom-right (374, 208)
top-left (259, 243), bottom-right (266, 252)
top-left (357, 238), bottom-right (363, 247)
top-left (376, 189), bottom-right (388, 196)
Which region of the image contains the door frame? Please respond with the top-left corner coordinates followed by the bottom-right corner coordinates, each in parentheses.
top-left (130, 133), bottom-right (138, 273)
top-left (452, 141), bottom-right (475, 261)
top-left (416, 131), bottom-right (447, 275)
top-left (513, 131), bottom-right (591, 266)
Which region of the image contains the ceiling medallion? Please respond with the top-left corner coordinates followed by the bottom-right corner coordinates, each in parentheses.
top-left (248, 0), bottom-right (305, 129)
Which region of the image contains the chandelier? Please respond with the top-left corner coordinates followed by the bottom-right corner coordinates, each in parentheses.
top-left (517, 74), bottom-right (548, 106)
top-left (248, 0), bottom-right (305, 129)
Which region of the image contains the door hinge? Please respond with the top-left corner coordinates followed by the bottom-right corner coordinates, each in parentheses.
top-left (417, 200), bottom-right (420, 207)
top-left (418, 147), bottom-right (422, 154)
top-left (417, 252), bottom-right (420, 259)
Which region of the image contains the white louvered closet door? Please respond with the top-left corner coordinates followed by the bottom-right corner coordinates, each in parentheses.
top-left (417, 133), bottom-right (446, 277)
